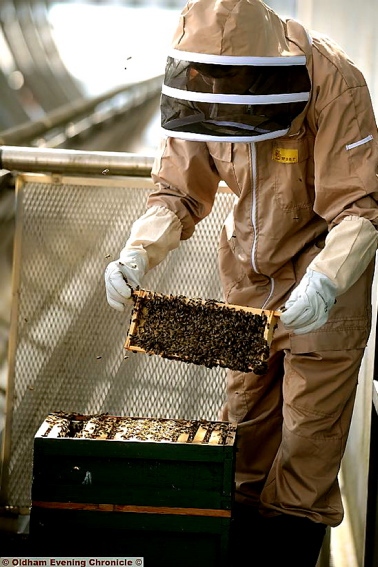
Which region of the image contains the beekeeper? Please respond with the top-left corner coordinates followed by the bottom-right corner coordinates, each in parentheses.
top-left (105, 0), bottom-right (378, 564)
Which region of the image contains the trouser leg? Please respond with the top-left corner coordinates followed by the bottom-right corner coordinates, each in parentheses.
top-left (260, 347), bottom-right (362, 526)
top-left (220, 348), bottom-right (285, 505)
top-left (227, 346), bottom-right (362, 564)
top-left (225, 347), bottom-right (286, 564)
top-left (225, 334), bottom-right (363, 563)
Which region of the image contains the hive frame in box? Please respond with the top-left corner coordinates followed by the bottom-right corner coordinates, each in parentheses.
top-left (125, 289), bottom-right (281, 372)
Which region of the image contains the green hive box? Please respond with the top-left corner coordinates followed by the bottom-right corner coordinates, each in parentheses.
top-left (30, 413), bottom-right (237, 566)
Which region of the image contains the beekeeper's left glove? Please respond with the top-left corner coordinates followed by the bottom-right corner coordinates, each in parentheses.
top-left (281, 269), bottom-right (336, 334)
top-left (281, 215), bottom-right (378, 335)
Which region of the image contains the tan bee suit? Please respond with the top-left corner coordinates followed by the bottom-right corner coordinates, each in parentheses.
top-left (127, 0), bottom-right (378, 526)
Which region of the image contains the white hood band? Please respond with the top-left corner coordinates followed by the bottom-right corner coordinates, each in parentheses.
top-left (162, 84), bottom-right (310, 105)
top-left (161, 126), bottom-right (290, 143)
top-left (167, 48), bottom-right (307, 67)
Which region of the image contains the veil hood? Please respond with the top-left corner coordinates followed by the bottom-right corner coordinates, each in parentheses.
top-left (161, 0), bottom-right (312, 142)
top-left (172, 0), bottom-right (305, 58)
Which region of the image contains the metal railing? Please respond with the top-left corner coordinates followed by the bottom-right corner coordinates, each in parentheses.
top-left (0, 145), bottom-right (155, 176)
top-left (0, 75), bottom-right (163, 149)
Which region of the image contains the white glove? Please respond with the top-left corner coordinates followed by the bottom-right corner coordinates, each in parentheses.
top-left (105, 248), bottom-right (147, 312)
top-left (281, 269), bottom-right (337, 335)
top-left (282, 216), bottom-right (378, 335)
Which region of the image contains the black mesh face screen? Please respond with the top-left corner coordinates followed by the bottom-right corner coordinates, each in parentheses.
top-left (161, 94), bottom-right (307, 137)
top-left (165, 57), bottom-right (311, 96)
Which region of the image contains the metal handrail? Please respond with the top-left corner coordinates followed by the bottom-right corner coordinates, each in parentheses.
top-left (0, 146), bottom-right (155, 177)
top-left (0, 75), bottom-right (163, 147)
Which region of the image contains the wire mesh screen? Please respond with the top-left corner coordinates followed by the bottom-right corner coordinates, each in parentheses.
top-left (1, 174), bottom-right (235, 508)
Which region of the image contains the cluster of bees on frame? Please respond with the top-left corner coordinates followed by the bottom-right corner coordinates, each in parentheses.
top-left (41, 412), bottom-right (237, 445)
top-left (129, 292), bottom-right (270, 375)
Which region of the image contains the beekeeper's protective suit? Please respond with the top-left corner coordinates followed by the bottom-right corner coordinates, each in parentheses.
top-left (105, 0), bottom-right (378, 564)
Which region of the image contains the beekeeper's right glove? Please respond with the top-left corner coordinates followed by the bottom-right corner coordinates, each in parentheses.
top-left (105, 248), bottom-right (148, 311)
top-left (105, 206), bottom-right (182, 312)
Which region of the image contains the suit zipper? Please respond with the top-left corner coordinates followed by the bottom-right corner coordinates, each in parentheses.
top-left (249, 142), bottom-right (275, 309)
top-left (250, 142), bottom-right (259, 275)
